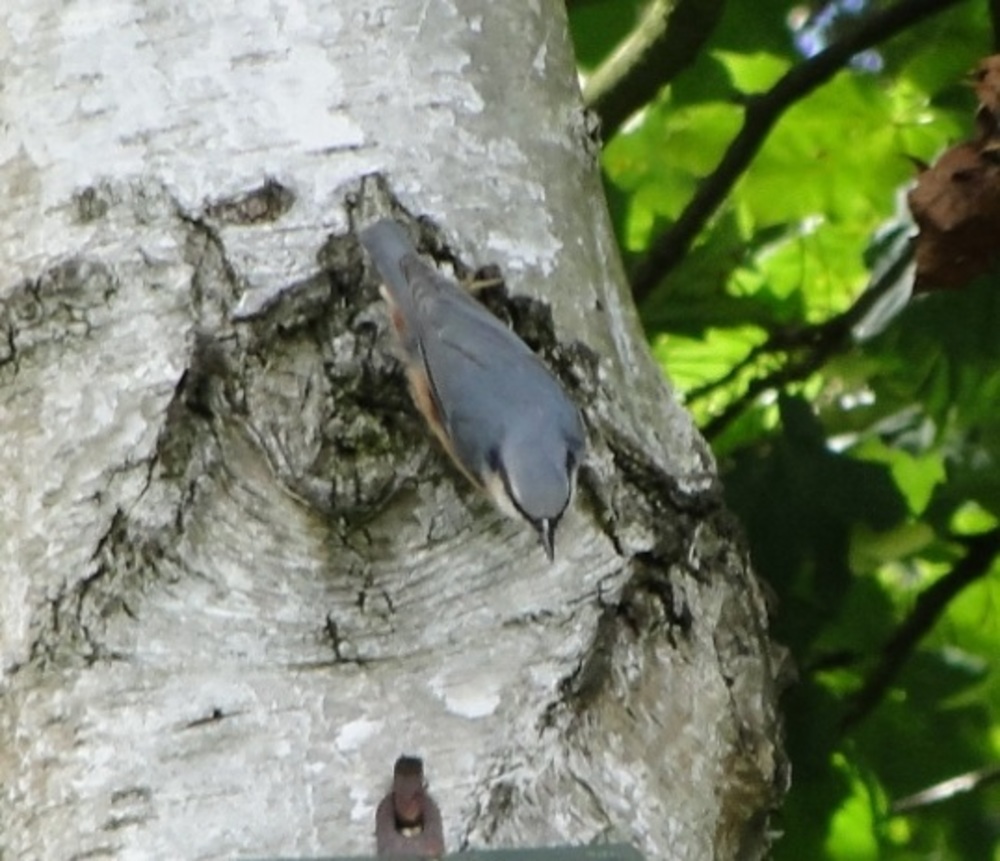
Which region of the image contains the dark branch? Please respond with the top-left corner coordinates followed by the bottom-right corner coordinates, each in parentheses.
top-left (584, 0), bottom-right (724, 140)
top-left (684, 338), bottom-right (773, 406)
top-left (840, 527), bottom-right (1000, 731)
top-left (630, 0), bottom-right (967, 304)
top-left (701, 339), bottom-right (830, 441)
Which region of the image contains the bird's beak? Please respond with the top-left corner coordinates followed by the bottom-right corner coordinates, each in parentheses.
top-left (537, 518), bottom-right (555, 562)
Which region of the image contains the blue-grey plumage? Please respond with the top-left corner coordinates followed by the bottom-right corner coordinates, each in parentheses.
top-left (359, 218), bottom-right (586, 560)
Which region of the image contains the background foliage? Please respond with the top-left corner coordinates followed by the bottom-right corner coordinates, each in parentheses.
top-left (568, 0), bottom-right (1000, 858)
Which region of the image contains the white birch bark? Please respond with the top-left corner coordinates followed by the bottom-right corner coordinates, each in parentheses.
top-left (0, 2), bottom-right (786, 859)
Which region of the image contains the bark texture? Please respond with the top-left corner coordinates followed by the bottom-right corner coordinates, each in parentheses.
top-left (0, 2), bottom-right (787, 859)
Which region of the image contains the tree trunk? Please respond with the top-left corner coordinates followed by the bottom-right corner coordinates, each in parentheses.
top-left (0, 2), bottom-right (786, 859)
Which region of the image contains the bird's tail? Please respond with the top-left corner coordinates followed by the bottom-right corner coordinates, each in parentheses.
top-left (359, 219), bottom-right (419, 308)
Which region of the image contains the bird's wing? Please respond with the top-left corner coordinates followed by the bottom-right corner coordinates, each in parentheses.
top-left (403, 262), bottom-right (571, 471)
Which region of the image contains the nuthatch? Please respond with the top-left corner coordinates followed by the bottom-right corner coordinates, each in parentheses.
top-left (359, 219), bottom-right (585, 561)
top-left (375, 756), bottom-right (445, 858)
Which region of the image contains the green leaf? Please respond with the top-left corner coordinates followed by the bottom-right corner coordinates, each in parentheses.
top-left (824, 757), bottom-right (880, 861)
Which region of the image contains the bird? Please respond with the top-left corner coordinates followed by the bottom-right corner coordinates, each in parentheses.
top-left (359, 218), bottom-right (586, 561)
top-left (375, 756), bottom-right (445, 858)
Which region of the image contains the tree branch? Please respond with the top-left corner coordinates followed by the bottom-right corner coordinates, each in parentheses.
top-left (891, 763), bottom-right (1000, 813)
top-left (630, 0), bottom-right (967, 304)
top-left (583, 0), bottom-right (724, 140)
top-left (697, 239), bottom-right (914, 440)
top-left (840, 528), bottom-right (1000, 731)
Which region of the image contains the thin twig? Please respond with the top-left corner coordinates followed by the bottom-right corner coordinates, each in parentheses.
top-left (892, 763), bottom-right (1000, 813)
top-left (631, 0), bottom-right (966, 303)
top-left (701, 342), bottom-right (829, 440)
top-left (698, 240), bottom-right (913, 439)
top-left (684, 338), bottom-right (772, 404)
top-left (840, 528), bottom-right (1000, 731)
